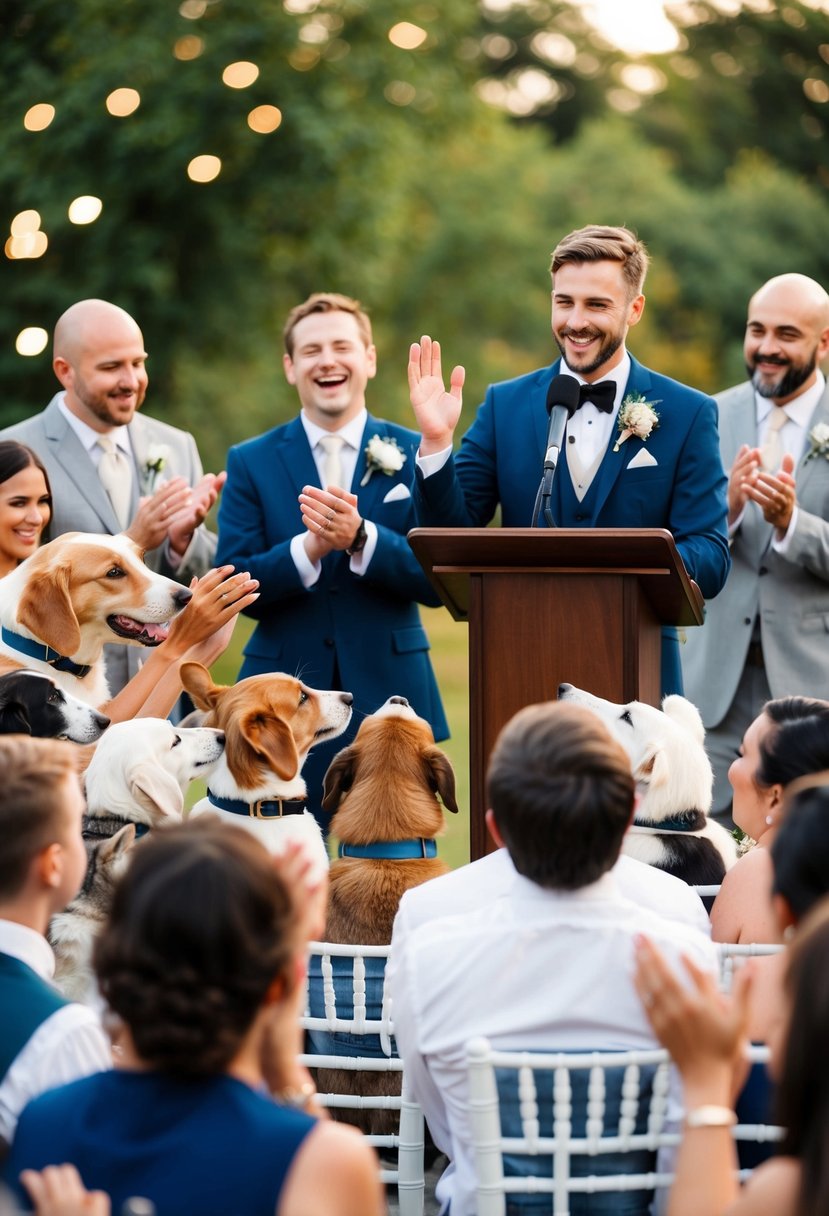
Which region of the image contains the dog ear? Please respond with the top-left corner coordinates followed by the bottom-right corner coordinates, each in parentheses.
top-left (661, 694), bottom-right (705, 744)
top-left (321, 744), bottom-right (358, 812)
top-left (238, 709), bottom-right (299, 782)
top-left (97, 822), bottom-right (136, 863)
top-left (180, 662), bottom-right (226, 712)
top-left (129, 763), bottom-right (185, 824)
top-left (18, 563), bottom-right (81, 657)
top-left (423, 746), bottom-right (459, 814)
top-left (0, 698), bottom-right (32, 735)
top-left (637, 745), bottom-right (672, 790)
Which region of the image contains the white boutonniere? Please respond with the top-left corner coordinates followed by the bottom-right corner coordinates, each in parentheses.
top-left (143, 443), bottom-right (171, 492)
top-left (805, 422), bottom-right (829, 463)
top-left (613, 394), bottom-right (661, 453)
top-left (360, 434), bottom-right (407, 486)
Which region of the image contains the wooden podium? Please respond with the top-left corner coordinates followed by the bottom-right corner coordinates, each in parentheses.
top-left (408, 528), bottom-right (703, 859)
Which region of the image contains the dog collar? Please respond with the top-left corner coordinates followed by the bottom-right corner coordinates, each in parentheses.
top-left (631, 809), bottom-right (707, 836)
top-left (338, 839), bottom-right (438, 860)
top-left (207, 791), bottom-right (307, 819)
top-left (1, 626), bottom-right (92, 679)
top-left (82, 815), bottom-right (150, 840)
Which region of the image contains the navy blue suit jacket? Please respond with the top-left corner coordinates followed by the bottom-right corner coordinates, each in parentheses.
top-left (415, 355), bottom-right (731, 695)
top-left (217, 414), bottom-right (448, 819)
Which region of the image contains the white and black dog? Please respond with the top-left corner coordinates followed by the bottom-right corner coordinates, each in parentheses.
top-left (558, 683), bottom-right (737, 886)
top-left (0, 670), bottom-right (110, 742)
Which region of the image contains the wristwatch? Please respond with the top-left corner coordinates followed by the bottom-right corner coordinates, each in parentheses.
top-left (346, 519), bottom-right (367, 556)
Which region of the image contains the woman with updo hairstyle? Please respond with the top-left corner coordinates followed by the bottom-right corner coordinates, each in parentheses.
top-left (3, 819), bottom-right (383, 1216)
top-left (0, 440), bottom-right (53, 578)
top-left (711, 696), bottom-right (829, 944)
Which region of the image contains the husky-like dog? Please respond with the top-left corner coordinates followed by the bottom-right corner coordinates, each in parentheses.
top-left (558, 683), bottom-right (737, 885)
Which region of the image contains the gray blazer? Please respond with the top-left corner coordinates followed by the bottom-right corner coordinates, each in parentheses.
top-left (681, 379), bottom-right (829, 728)
top-left (0, 393), bottom-right (217, 693)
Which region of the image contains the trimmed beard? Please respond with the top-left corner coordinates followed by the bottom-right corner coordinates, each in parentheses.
top-left (748, 347), bottom-right (818, 400)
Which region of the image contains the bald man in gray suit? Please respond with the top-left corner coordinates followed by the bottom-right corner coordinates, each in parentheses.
top-left (682, 274), bottom-right (829, 824)
top-left (0, 299), bottom-right (224, 695)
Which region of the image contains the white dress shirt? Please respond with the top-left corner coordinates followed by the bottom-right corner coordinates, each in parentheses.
top-left (388, 866), bottom-right (716, 1216)
top-left (0, 920), bottom-right (111, 1146)
top-left (57, 393), bottom-right (135, 467)
top-left (290, 409), bottom-right (378, 585)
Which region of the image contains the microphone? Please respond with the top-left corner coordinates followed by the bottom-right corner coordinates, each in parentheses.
top-left (534, 374), bottom-right (580, 527)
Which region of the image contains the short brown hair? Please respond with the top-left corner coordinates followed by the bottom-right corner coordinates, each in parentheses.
top-left (551, 225), bottom-right (649, 298)
top-left (486, 702), bottom-right (634, 890)
top-left (283, 292), bottom-right (373, 356)
top-left (0, 736), bottom-right (80, 899)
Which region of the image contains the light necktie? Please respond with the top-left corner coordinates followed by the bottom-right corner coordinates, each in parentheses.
top-left (318, 434), bottom-right (346, 488)
top-left (96, 434), bottom-right (132, 528)
top-left (760, 407), bottom-right (787, 472)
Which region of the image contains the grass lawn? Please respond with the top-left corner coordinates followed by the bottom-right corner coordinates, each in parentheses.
top-left (201, 604), bottom-right (472, 870)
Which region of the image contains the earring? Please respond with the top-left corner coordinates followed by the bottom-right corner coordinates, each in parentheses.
top-left (765, 814), bottom-right (775, 826)
top-left (784, 924), bottom-right (796, 943)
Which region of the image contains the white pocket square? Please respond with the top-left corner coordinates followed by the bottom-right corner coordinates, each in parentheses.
top-left (382, 483), bottom-right (411, 503)
top-left (626, 448), bottom-right (658, 470)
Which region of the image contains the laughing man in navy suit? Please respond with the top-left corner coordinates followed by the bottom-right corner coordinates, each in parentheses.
top-left (217, 293), bottom-right (447, 831)
top-left (408, 224), bottom-right (731, 695)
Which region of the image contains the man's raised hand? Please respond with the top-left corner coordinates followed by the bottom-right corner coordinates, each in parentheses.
top-left (408, 335), bottom-right (465, 456)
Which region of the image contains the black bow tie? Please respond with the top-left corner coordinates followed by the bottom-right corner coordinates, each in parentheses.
top-left (576, 381), bottom-right (616, 414)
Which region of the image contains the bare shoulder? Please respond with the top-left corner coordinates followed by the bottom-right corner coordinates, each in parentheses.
top-left (711, 849), bottom-right (779, 944)
top-left (278, 1120), bottom-right (384, 1216)
top-left (727, 1156), bottom-right (800, 1214)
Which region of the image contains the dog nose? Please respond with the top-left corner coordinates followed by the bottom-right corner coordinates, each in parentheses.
top-left (389, 696), bottom-right (409, 707)
top-left (95, 711), bottom-right (111, 728)
top-left (340, 691), bottom-right (354, 705)
top-left (173, 587), bottom-right (193, 609)
top-left (557, 683), bottom-right (573, 699)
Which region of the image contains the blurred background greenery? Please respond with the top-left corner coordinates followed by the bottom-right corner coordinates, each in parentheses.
top-left (3, 0), bottom-right (828, 865)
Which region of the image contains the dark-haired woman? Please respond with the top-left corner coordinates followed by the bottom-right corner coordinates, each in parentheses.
top-left (710, 696), bottom-right (829, 944)
top-left (3, 821), bottom-right (383, 1216)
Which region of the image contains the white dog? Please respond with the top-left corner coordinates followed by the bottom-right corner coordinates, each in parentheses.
top-left (558, 683), bottom-right (737, 884)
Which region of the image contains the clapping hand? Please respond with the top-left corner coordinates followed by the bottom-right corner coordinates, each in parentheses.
top-left (167, 471), bottom-right (228, 558)
top-left (408, 335), bottom-right (465, 456)
top-left (743, 453), bottom-right (797, 533)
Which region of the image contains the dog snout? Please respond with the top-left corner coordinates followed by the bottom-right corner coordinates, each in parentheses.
top-left (173, 587), bottom-right (193, 609)
top-left (389, 696), bottom-right (409, 707)
top-left (558, 683), bottom-right (574, 699)
top-left (94, 710), bottom-right (111, 729)
top-left (340, 691), bottom-right (354, 706)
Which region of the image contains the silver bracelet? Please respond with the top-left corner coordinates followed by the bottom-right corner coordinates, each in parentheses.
top-left (685, 1104), bottom-right (737, 1129)
top-left (276, 1080), bottom-right (317, 1111)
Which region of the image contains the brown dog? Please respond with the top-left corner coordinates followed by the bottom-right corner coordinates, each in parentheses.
top-left (310, 695), bottom-right (458, 1136)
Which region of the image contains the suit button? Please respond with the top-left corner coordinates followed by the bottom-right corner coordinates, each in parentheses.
top-left (743, 617), bottom-right (752, 625)
top-left (759, 566), bottom-right (768, 576)
top-left (324, 637), bottom-right (334, 647)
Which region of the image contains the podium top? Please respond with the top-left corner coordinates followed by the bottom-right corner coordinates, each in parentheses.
top-left (408, 527), bottom-right (705, 627)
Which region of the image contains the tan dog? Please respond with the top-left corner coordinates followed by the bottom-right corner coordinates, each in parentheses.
top-left (0, 532), bottom-right (192, 707)
top-left (181, 661), bottom-right (352, 878)
top-left (310, 695), bottom-right (458, 1136)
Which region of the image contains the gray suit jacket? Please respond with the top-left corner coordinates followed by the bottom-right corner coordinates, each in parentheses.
top-left (0, 393), bottom-right (217, 693)
top-left (681, 380), bottom-right (829, 728)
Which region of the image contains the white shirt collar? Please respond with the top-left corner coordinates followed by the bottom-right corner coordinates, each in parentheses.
top-left (56, 392), bottom-right (133, 458)
top-left (0, 917), bottom-right (55, 979)
top-left (755, 370), bottom-right (826, 430)
top-left (300, 408), bottom-right (367, 453)
top-left (507, 868), bottom-right (621, 905)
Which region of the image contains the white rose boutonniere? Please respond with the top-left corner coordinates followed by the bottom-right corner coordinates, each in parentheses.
top-left (143, 443), bottom-right (171, 492)
top-left (360, 434), bottom-right (407, 486)
top-left (805, 422), bottom-right (829, 463)
top-left (613, 394), bottom-right (661, 453)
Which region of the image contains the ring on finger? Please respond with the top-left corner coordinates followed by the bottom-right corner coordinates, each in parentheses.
top-left (327, 510), bottom-right (335, 522)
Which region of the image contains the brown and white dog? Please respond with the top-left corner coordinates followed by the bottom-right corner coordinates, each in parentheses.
top-left (181, 661), bottom-right (353, 878)
top-left (0, 532), bottom-right (192, 707)
top-left (309, 696), bottom-right (458, 1136)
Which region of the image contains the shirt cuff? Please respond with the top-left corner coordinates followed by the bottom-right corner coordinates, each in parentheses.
top-left (349, 520), bottom-right (378, 575)
top-left (291, 533), bottom-right (321, 587)
top-left (772, 504), bottom-right (799, 554)
top-left (728, 507), bottom-right (745, 537)
top-left (165, 539), bottom-right (183, 571)
top-left (416, 445), bottom-right (453, 478)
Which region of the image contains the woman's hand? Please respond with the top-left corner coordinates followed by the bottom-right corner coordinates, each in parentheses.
top-left (20, 1164), bottom-right (111, 1216)
top-left (163, 566), bottom-right (259, 659)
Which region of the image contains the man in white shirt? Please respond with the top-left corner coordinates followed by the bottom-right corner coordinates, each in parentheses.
top-left (388, 701), bottom-right (716, 1216)
top-left (0, 737), bottom-right (110, 1153)
top-left (681, 273), bottom-right (829, 824)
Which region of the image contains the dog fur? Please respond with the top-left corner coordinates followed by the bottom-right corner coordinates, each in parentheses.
top-left (50, 824), bottom-right (135, 1004)
top-left (558, 683), bottom-right (737, 885)
top-left (312, 696), bottom-right (458, 1136)
top-left (181, 661), bottom-right (352, 878)
top-left (0, 532), bottom-right (193, 707)
top-left (0, 669), bottom-right (110, 742)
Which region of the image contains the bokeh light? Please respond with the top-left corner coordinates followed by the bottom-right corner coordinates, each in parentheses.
top-left (179, 0), bottom-right (207, 17)
top-left (174, 35), bottom-right (204, 60)
top-left (222, 61), bottom-right (259, 88)
top-left (6, 232), bottom-right (48, 260)
top-left (16, 328), bottom-right (49, 357)
top-left (23, 104), bottom-right (55, 131)
top-left (388, 22), bottom-right (428, 50)
top-left (187, 155), bottom-right (221, 182)
top-left (106, 88), bottom-right (140, 117)
top-left (10, 210), bottom-right (42, 237)
top-left (247, 105), bottom-right (282, 133)
top-left (68, 196), bottom-right (103, 225)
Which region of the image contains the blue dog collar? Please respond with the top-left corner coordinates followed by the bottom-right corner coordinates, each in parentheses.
top-left (338, 839), bottom-right (438, 860)
top-left (1, 626), bottom-right (92, 679)
top-left (207, 791), bottom-right (307, 819)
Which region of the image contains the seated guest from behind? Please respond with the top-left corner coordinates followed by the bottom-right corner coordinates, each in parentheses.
top-left (388, 701), bottom-right (717, 1216)
top-left (0, 737), bottom-right (110, 1155)
top-left (3, 819), bottom-right (383, 1216)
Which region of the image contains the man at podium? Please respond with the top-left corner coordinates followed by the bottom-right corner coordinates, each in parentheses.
top-left (407, 224), bottom-right (730, 695)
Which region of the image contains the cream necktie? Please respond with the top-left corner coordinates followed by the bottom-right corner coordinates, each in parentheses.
top-left (760, 407), bottom-right (787, 472)
top-left (318, 434), bottom-right (346, 489)
top-left (97, 435), bottom-right (132, 529)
